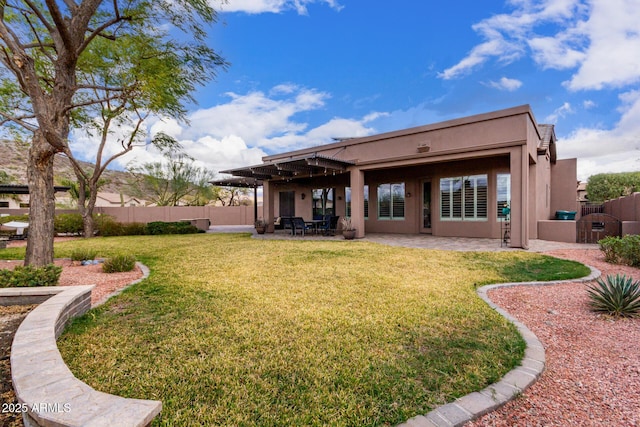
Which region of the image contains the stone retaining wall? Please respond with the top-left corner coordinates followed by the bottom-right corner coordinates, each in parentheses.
top-left (3, 286), bottom-right (162, 427)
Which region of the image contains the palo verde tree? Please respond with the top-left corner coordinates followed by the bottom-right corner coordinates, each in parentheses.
top-left (128, 132), bottom-right (216, 206)
top-left (0, 1), bottom-right (225, 265)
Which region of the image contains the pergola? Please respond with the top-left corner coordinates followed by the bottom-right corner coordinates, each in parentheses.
top-left (220, 153), bottom-right (355, 181)
top-left (214, 154), bottom-right (355, 222)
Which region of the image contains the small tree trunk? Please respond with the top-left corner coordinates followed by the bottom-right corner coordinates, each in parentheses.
top-left (76, 175), bottom-right (97, 238)
top-left (25, 133), bottom-right (56, 267)
top-left (81, 211), bottom-right (95, 238)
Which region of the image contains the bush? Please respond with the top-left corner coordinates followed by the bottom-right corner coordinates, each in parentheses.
top-left (70, 248), bottom-right (98, 262)
top-left (587, 274), bottom-right (640, 317)
top-left (102, 254), bottom-right (136, 273)
top-left (599, 235), bottom-right (640, 266)
top-left (94, 215), bottom-right (147, 237)
top-left (121, 222), bottom-right (147, 236)
top-left (0, 264), bottom-right (62, 287)
top-left (145, 221), bottom-right (199, 235)
top-left (54, 213), bottom-right (84, 235)
top-left (94, 214), bottom-right (123, 237)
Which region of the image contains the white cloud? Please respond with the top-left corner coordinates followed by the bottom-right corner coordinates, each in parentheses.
top-left (182, 87), bottom-right (330, 146)
top-left (545, 102), bottom-right (574, 123)
top-left (438, 38), bottom-right (522, 80)
top-left (442, 0), bottom-right (640, 92)
top-left (486, 76), bottom-right (523, 91)
top-left (75, 85), bottom-right (382, 177)
top-left (558, 91), bottom-right (640, 180)
top-left (439, 0), bottom-right (584, 79)
top-left (565, 0), bottom-right (640, 90)
top-left (216, 0), bottom-right (342, 15)
top-left (583, 99), bottom-right (596, 109)
top-left (528, 35), bottom-right (585, 69)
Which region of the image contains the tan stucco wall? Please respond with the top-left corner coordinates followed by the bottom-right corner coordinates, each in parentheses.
top-left (266, 105), bottom-right (532, 167)
top-left (604, 192), bottom-right (640, 222)
top-left (538, 220), bottom-right (577, 243)
top-left (550, 158), bottom-right (578, 217)
top-left (258, 105), bottom-right (577, 247)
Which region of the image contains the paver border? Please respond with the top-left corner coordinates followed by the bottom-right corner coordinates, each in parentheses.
top-left (3, 262), bottom-right (161, 427)
top-left (399, 265), bottom-right (601, 427)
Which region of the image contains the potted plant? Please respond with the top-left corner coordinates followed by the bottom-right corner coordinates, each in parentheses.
top-left (340, 217), bottom-right (356, 240)
top-left (254, 219), bottom-right (267, 234)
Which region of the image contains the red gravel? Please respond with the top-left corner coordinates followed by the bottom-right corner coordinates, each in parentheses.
top-left (0, 259), bottom-right (142, 306)
top-left (467, 249), bottom-right (640, 427)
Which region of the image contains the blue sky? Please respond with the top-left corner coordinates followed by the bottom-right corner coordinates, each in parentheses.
top-left (74, 0), bottom-right (640, 182)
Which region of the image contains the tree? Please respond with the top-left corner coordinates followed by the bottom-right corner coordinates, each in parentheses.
top-left (215, 187), bottom-right (250, 206)
top-left (586, 172), bottom-right (640, 203)
top-left (0, 1), bottom-right (225, 265)
top-left (128, 132), bottom-right (216, 206)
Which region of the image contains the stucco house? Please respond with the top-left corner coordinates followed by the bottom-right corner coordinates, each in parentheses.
top-left (221, 105), bottom-right (578, 249)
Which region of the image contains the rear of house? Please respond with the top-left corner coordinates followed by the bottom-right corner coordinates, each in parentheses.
top-left (222, 105), bottom-right (578, 248)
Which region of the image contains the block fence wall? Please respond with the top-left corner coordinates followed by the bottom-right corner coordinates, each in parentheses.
top-left (1, 205), bottom-right (255, 226)
top-left (602, 192), bottom-right (640, 236)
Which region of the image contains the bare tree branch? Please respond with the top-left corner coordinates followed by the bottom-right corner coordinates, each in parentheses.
top-left (0, 109), bottom-right (38, 132)
top-left (43, 0), bottom-right (73, 50)
top-left (23, 0), bottom-right (55, 34)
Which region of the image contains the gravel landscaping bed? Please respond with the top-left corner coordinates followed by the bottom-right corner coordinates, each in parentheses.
top-left (467, 248), bottom-right (640, 426)
top-left (0, 259), bottom-right (143, 305)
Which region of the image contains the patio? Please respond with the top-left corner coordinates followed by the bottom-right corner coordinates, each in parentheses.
top-left (208, 225), bottom-right (598, 252)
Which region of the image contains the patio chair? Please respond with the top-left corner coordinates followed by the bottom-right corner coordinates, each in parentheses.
top-left (327, 216), bottom-right (340, 235)
top-left (291, 217), bottom-right (312, 236)
top-left (320, 215), bottom-right (339, 236)
top-left (281, 217), bottom-right (293, 232)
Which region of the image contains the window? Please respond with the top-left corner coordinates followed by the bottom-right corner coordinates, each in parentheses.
top-left (440, 175), bottom-right (487, 221)
top-left (377, 183), bottom-right (405, 220)
top-left (312, 188), bottom-right (334, 219)
top-left (0, 201), bottom-right (8, 208)
top-left (497, 173), bottom-right (510, 221)
top-left (440, 178), bottom-right (462, 220)
top-left (345, 186), bottom-right (369, 218)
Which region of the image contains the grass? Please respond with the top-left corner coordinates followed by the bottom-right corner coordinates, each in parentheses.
top-left (8, 234), bottom-right (589, 426)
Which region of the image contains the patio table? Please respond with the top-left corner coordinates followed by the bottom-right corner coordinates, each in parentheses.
top-left (305, 219), bottom-right (326, 235)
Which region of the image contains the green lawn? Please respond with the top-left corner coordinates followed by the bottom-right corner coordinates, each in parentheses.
top-left (34, 234), bottom-right (589, 426)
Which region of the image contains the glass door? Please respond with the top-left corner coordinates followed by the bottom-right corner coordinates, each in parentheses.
top-left (421, 181), bottom-right (432, 233)
top-left (279, 191), bottom-right (295, 217)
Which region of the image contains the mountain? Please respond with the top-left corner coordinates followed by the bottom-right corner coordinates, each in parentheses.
top-left (0, 139), bottom-right (134, 194)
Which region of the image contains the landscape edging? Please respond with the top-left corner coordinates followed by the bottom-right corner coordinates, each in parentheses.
top-left (4, 262), bottom-right (161, 427)
top-left (398, 265), bottom-right (601, 427)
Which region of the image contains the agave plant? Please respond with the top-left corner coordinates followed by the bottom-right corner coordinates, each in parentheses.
top-left (587, 274), bottom-right (640, 317)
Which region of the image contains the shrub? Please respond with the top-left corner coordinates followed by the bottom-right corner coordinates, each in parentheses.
top-left (70, 248), bottom-right (98, 262)
top-left (0, 264), bottom-right (62, 287)
top-left (145, 221), bottom-right (198, 235)
top-left (599, 235), bottom-right (640, 266)
top-left (95, 215), bottom-right (123, 237)
top-left (121, 222), bottom-right (147, 236)
top-left (54, 213), bottom-right (84, 235)
top-left (599, 236), bottom-right (620, 263)
top-left (587, 274), bottom-right (640, 317)
top-left (102, 254), bottom-right (136, 273)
